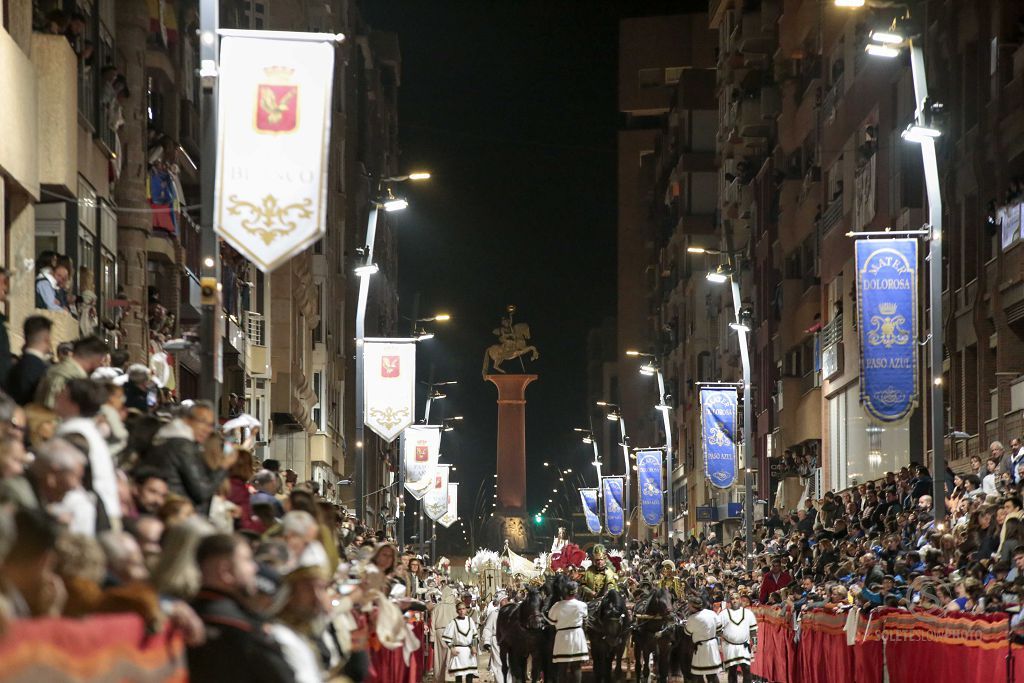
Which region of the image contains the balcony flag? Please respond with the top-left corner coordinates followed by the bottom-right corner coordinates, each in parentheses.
top-left (855, 239), bottom-right (918, 422)
top-left (362, 339), bottom-right (416, 442)
top-left (580, 488), bottom-right (601, 534)
top-left (402, 425), bottom-right (442, 500)
top-left (424, 464), bottom-right (450, 522)
top-left (637, 450), bottom-right (664, 526)
top-left (215, 32), bottom-right (336, 272)
top-left (603, 476), bottom-right (625, 536)
top-left (700, 387), bottom-right (738, 489)
top-left (437, 483), bottom-right (459, 528)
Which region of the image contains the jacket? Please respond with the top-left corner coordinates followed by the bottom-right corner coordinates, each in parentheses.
top-left (189, 588), bottom-right (296, 683)
top-left (140, 419), bottom-right (226, 515)
top-left (758, 570), bottom-right (793, 603)
top-left (4, 351), bottom-right (49, 405)
top-left (34, 357), bottom-right (87, 409)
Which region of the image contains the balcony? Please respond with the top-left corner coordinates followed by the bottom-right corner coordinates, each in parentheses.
top-left (821, 72), bottom-right (844, 127)
top-left (31, 33), bottom-right (78, 193)
top-left (779, 377), bottom-right (822, 444)
top-left (244, 311), bottom-right (270, 378)
top-left (821, 194), bottom-right (844, 233)
top-left (852, 156), bottom-right (877, 232)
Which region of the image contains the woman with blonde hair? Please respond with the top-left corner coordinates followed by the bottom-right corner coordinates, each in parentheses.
top-left (150, 516), bottom-right (214, 600)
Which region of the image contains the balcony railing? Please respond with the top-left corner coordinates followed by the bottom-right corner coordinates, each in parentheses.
top-left (822, 194), bottom-right (844, 233)
top-left (822, 72), bottom-right (844, 125)
top-left (245, 311), bottom-right (266, 346)
top-left (821, 313), bottom-right (843, 347)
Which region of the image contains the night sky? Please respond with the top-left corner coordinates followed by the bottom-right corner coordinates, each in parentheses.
top-left (361, 0), bottom-right (687, 551)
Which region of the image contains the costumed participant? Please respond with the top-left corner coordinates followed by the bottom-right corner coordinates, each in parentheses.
top-left (442, 600), bottom-right (479, 683)
top-left (480, 591), bottom-right (509, 683)
top-left (657, 559), bottom-right (686, 602)
top-left (431, 581), bottom-right (458, 682)
top-left (683, 595), bottom-right (723, 683)
top-left (551, 526), bottom-right (568, 554)
top-left (717, 592), bottom-right (757, 683)
top-left (579, 544), bottom-right (618, 600)
top-left (546, 580), bottom-right (589, 683)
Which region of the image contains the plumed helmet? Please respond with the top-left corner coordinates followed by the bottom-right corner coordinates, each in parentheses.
top-left (592, 544), bottom-right (608, 559)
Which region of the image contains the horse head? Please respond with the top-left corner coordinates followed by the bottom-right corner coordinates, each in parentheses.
top-left (518, 587), bottom-right (545, 631)
top-left (643, 587), bottom-right (673, 618)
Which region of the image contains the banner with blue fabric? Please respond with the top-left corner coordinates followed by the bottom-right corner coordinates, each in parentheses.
top-left (700, 387), bottom-right (738, 489)
top-left (855, 238), bottom-right (919, 422)
top-left (580, 488), bottom-right (601, 534)
top-left (602, 476), bottom-right (624, 536)
top-left (637, 450), bottom-right (664, 526)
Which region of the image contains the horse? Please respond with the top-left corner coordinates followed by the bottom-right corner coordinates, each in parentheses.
top-left (482, 322), bottom-right (540, 376)
top-left (587, 588), bottom-right (631, 683)
top-left (631, 588), bottom-right (675, 683)
top-left (496, 587), bottom-right (547, 683)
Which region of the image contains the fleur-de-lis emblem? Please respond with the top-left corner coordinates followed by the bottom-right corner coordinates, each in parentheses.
top-left (226, 194), bottom-right (313, 246)
top-left (368, 406), bottom-right (409, 431)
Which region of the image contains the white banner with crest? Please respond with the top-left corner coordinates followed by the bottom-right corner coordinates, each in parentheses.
top-left (363, 340), bottom-right (416, 442)
top-left (437, 483), bottom-right (459, 528)
top-left (423, 464), bottom-right (451, 522)
top-left (215, 33), bottom-right (336, 272)
top-left (402, 425), bottom-right (442, 500)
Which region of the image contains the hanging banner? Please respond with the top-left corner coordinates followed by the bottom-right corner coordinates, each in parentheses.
top-left (855, 239), bottom-right (919, 422)
top-left (424, 464), bottom-right (450, 522)
top-left (215, 33), bottom-right (336, 272)
top-left (637, 450), bottom-right (664, 526)
top-left (580, 488), bottom-right (601, 534)
top-left (402, 425), bottom-right (442, 499)
top-left (700, 387), bottom-right (738, 489)
top-left (602, 476), bottom-right (625, 536)
top-left (362, 340), bottom-right (416, 442)
top-left (437, 483), bottom-right (459, 528)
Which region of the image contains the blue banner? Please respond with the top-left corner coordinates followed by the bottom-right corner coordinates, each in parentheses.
top-left (580, 488), bottom-right (601, 534)
top-left (700, 388), bottom-right (738, 489)
top-left (602, 477), bottom-right (624, 536)
top-left (855, 239), bottom-right (918, 422)
top-left (637, 450), bottom-right (664, 526)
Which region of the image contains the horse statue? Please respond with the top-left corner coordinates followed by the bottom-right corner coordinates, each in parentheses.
top-left (587, 587), bottom-right (631, 683)
top-left (496, 586), bottom-right (547, 683)
top-left (482, 316), bottom-right (539, 377)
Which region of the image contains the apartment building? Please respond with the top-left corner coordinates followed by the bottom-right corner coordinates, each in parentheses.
top-left (0, 0), bottom-right (400, 516)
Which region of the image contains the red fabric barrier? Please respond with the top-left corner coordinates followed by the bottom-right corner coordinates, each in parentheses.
top-left (0, 614), bottom-right (186, 683)
top-left (754, 606), bottom-right (1024, 683)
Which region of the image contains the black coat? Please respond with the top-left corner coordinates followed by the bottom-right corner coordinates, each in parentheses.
top-left (0, 314), bottom-right (10, 385)
top-left (188, 588), bottom-right (296, 683)
top-left (4, 353), bottom-right (48, 405)
top-left (140, 436), bottom-right (226, 515)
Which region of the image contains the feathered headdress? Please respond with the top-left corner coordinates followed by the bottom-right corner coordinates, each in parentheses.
top-left (550, 543), bottom-right (586, 571)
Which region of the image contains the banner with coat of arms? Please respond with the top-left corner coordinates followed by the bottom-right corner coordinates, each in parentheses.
top-left (637, 450), bottom-right (664, 526)
top-left (700, 387), bottom-right (738, 489)
top-left (855, 239), bottom-right (918, 422)
top-left (437, 483), bottom-right (459, 528)
top-left (402, 425), bottom-right (442, 500)
top-left (362, 340), bottom-right (416, 442)
top-left (214, 33), bottom-right (336, 272)
top-left (423, 464), bottom-right (450, 522)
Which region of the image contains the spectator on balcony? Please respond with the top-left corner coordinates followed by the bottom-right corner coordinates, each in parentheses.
top-left (64, 12), bottom-right (86, 55)
top-left (34, 252), bottom-right (65, 313)
top-left (35, 336), bottom-right (109, 410)
top-left (39, 9), bottom-right (69, 35)
top-left (5, 316), bottom-right (52, 406)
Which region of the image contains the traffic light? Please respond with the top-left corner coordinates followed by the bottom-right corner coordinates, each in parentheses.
top-left (534, 513), bottom-right (542, 525)
top-left (200, 277), bottom-right (220, 307)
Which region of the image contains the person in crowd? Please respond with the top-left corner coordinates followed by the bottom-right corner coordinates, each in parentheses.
top-left (130, 467), bottom-right (169, 517)
top-left (5, 316), bottom-right (52, 406)
top-left (35, 335), bottom-right (108, 409)
top-left (251, 469), bottom-right (285, 519)
top-left (684, 595), bottom-right (723, 683)
top-left (718, 591), bottom-right (757, 683)
top-left (545, 579), bottom-right (587, 683)
top-left (443, 598), bottom-right (479, 683)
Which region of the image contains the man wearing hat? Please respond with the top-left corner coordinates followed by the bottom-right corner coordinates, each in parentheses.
top-left (657, 559), bottom-right (685, 602)
top-left (579, 544), bottom-right (618, 600)
top-left (718, 591), bottom-right (757, 683)
top-left (546, 580), bottom-right (589, 683)
top-left (684, 595), bottom-right (723, 682)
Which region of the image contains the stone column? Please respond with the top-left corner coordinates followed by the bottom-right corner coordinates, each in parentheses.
top-left (114, 0), bottom-right (150, 362)
top-left (486, 374), bottom-right (537, 515)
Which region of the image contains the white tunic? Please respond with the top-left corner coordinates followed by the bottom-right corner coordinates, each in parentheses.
top-left (442, 616), bottom-right (478, 678)
top-left (717, 607), bottom-right (757, 667)
top-left (547, 598), bottom-right (589, 663)
top-left (684, 608), bottom-right (723, 676)
top-left (480, 604), bottom-right (506, 683)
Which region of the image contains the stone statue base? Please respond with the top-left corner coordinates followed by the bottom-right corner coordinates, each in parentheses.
top-left (481, 514), bottom-right (532, 553)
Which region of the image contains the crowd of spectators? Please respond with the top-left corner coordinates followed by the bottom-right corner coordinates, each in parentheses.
top-left (0, 330), bottom-right (444, 682)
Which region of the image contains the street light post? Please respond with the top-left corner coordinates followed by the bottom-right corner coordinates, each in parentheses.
top-left (198, 0), bottom-right (220, 406)
top-left (846, 0), bottom-right (947, 521)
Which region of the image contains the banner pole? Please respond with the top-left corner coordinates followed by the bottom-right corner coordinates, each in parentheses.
top-left (199, 0), bottom-right (221, 407)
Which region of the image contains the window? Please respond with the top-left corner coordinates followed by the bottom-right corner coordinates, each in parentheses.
top-left (242, 1), bottom-right (266, 29)
top-left (638, 68), bottom-right (662, 88)
top-left (35, 203), bottom-right (67, 257)
top-left (828, 384), bottom-right (910, 489)
top-left (312, 371), bottom-right (324, 432)
top-left (665, 67), bottom-right (684, 85)
top-left (75, 0), bottom-right (97, 126)
top-left (313, 283), bottom-right (323, 343)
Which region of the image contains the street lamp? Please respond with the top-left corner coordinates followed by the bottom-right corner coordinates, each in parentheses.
top-left (700, 258), bottom-right (755, 570)
top-left (844, 0), bottom-right (947, 523)
top-left (596, 400), bottom-right (632, 541)
top-left (354, 172), bottom-right (431, 524)
top-left (624, 351), bottom-right (675, 559)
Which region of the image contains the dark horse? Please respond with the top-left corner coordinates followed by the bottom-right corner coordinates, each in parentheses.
top-left (631, 588), bottom-right (675, 683)
top-left (587, 588), bottom-right (631, 683)
top-left (496, 587), bottom-right (547, 683)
